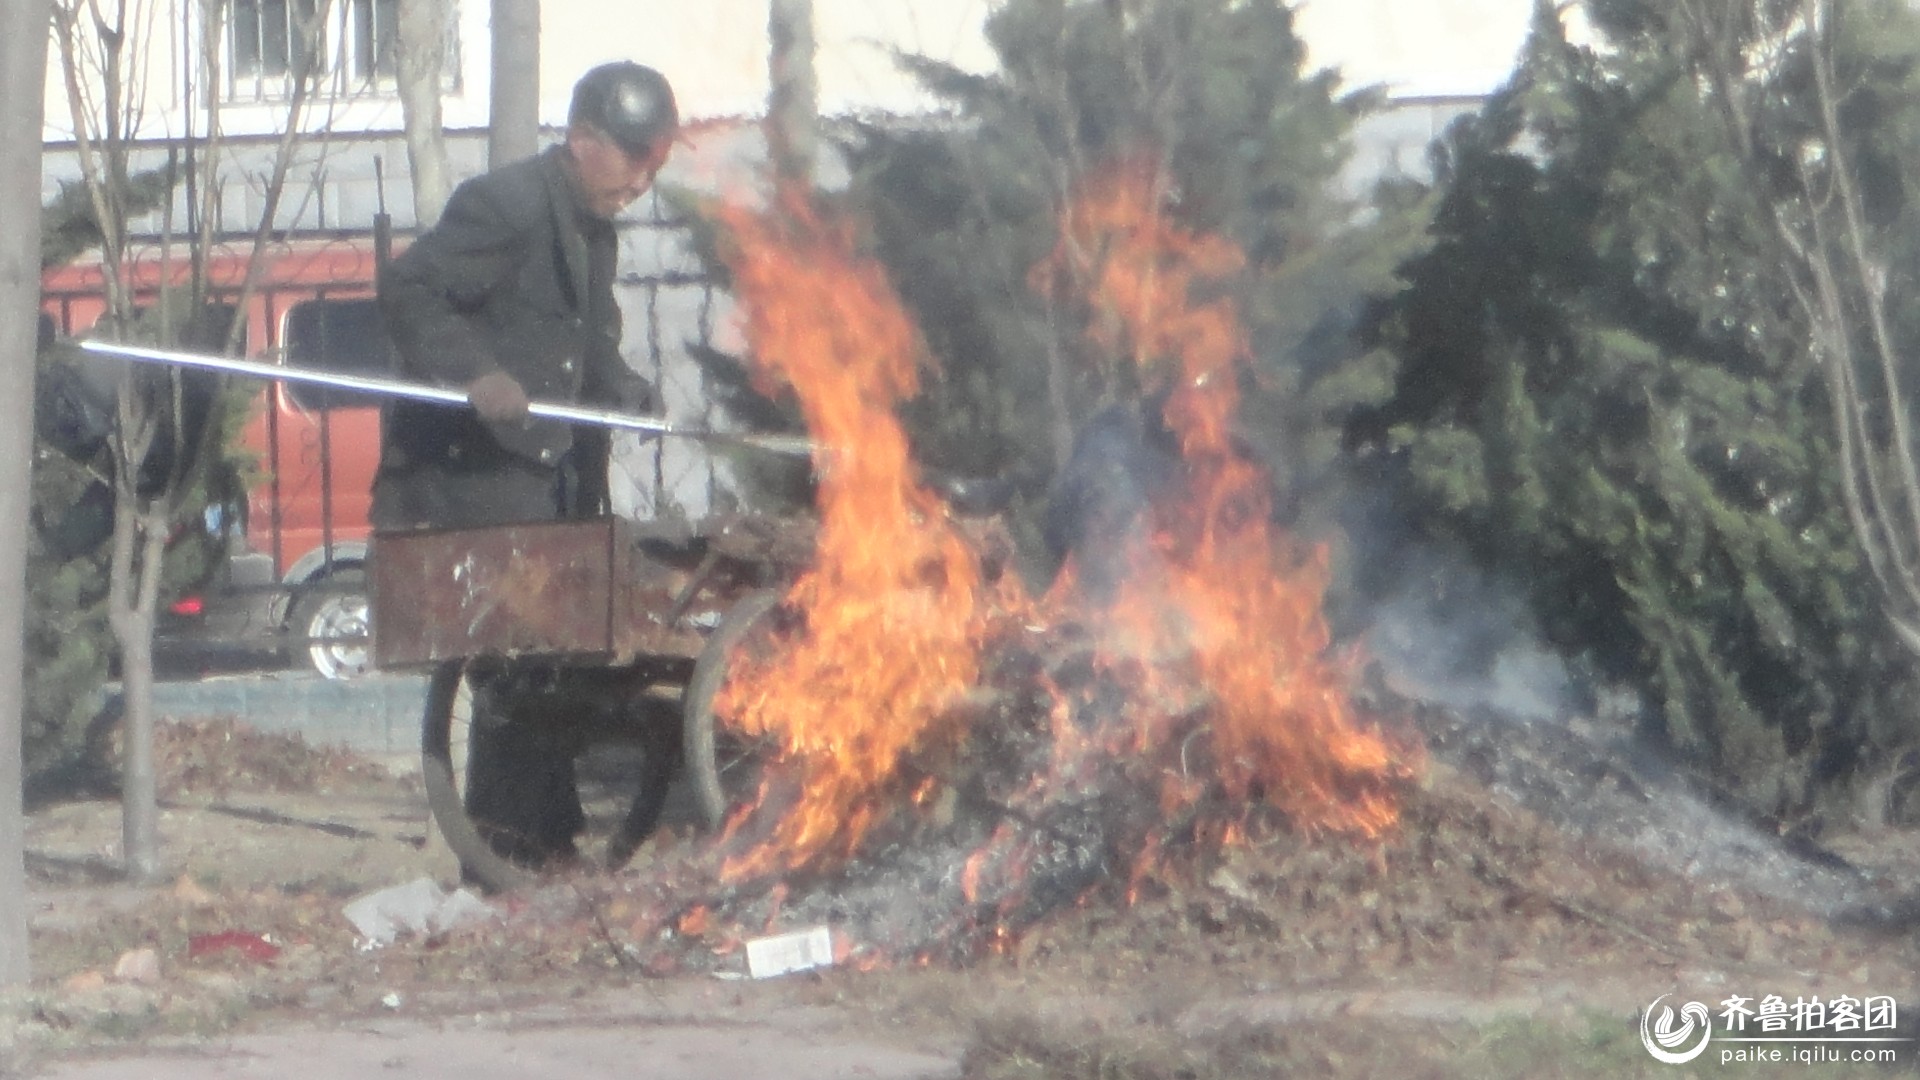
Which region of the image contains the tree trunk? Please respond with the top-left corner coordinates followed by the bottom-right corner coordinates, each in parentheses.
top-left (396, 0), bottom-right (452, 225)
top-left (488, 0), bottom-right (539, 168)
top-left (108, 493), bottom-right (169, 883)
top-left (48, 0), bottom-right (327, 886)
top-left (767, 0), bottom-right (817, 185)
top-left (0, 0), bottom-right (50, 987)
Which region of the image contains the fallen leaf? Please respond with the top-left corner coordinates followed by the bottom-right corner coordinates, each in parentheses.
top-left (172, 875), bottom-right (216, 906)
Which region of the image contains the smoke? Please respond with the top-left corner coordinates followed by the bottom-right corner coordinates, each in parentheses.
top-left (1330, 491), bottom-right (1896, 916)
top-left (1335, 491), bottom-right (1578, 726)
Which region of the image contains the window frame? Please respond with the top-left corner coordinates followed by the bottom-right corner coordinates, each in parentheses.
top-left (222, 0), bottom-right (460, 105)
top-left (279, 296), bottom-right (393, 412)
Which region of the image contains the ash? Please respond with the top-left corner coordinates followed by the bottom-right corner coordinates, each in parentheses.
top-left (619, 630), bottom-right (1292, 965)
top-left (1357, 536), bottom-right (1876, 919)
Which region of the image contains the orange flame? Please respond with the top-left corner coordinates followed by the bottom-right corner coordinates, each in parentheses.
top-left (1037, 159), bottom-right (1411, 836)
top-left (704, 162), bottom-right (1412, 914)
top-left (676, 905), bottom-right (711, 938)
top-left (712, 190), bottom-right (1009, 880)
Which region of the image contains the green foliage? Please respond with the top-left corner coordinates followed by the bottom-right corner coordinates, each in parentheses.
top-left (839, 0), bottom-right (1414, 543)
top-left (38, 166), bottom-right (174, 271)
top-left (26, 179), bottom-right (251, 787)
top-left (1361, 0), bottom-right (1920, 821)
top-left (23, 441), bottom-right (112, 777)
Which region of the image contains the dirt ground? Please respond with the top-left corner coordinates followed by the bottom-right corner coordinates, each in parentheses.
top-left (6, 715), bottom-right (1920, 1079)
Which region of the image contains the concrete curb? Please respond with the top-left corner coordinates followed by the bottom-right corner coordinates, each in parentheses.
top-left (115, 672), bottom-right (431, 769)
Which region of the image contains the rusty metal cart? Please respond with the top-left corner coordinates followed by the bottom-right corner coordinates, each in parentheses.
top-left (369, 514), bottom-right (811, 893)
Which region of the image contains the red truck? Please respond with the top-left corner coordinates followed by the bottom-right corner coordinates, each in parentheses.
top-left (41, 238), bottom-right (389, 679)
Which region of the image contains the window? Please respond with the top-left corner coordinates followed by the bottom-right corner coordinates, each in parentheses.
top-left (228, 0), bottom-right (323, 101)
top-left (226, 0), bottom-right (459, 103)
top-left (284, 298), bottom-right (392, 410)
top-left (345, 0), bottom-right (399, 84)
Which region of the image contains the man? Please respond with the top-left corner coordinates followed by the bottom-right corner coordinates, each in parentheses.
top-left (374, 61), bottom-right (679, 875)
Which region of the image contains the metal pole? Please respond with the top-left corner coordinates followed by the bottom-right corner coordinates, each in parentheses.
top-left (265, 294), bottom-right (285, 578)
top-left (76, 339), bottom-right (817, 457)
top-left (316, 311), bottom-right (336, 574)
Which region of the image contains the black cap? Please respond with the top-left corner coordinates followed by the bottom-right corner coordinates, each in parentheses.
top-left (569, 62), bottom-right (678, 158)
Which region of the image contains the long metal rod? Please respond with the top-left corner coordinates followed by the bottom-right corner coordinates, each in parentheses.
top-left (76, 339), bottom-right (816, 458)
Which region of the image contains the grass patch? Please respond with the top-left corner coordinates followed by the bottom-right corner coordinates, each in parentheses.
top-left (959, 1008), bottom-right (1914, 1079)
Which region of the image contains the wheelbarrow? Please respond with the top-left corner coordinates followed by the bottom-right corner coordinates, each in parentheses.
top-left (369, 514), bottom-right (810, 893)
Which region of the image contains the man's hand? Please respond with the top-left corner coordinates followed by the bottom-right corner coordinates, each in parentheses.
top-left (467, 371), bottom-right (530, 423)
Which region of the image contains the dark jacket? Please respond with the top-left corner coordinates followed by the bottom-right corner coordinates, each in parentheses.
top-left (373, 146), bottom-right (652, 528)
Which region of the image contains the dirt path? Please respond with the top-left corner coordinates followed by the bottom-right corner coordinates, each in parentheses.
top-left (29, 984), bottom-right (961, 1080)
top-left (9, 718), bottom-right (1920, 1079)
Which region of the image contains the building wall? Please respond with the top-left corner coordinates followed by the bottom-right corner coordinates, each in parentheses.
top-left (44, 0), bottom-right (1546, 143)
top-left (40, 0), bottom-right (1553, 521)
top-left (40, 0), bottom-right (1002, 146)
top-left (1294, 0), bottom-right (1534, 98)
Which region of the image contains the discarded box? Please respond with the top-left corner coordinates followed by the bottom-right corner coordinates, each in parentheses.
top-left (744, 925), bottom-right (835, 979)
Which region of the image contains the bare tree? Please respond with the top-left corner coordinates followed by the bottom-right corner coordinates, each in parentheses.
top-left (0, 0), bottom-right (52, 985)
top-left (51, 0), bottom-right (331, 880)
top-left (1678, 0), bottom-right (1920, 656)
top-left (396, 0), bottom-right (452, 224)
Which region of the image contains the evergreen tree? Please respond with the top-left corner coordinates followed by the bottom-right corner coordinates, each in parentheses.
top-left (1360, 0), bottom-right (1920, 823)
top-left (679, 0), bottom-right (1419, 581)
top-left (26, 175), bottom-right (236, 791)
top-left (831, 0), bottom-right (1420, 564)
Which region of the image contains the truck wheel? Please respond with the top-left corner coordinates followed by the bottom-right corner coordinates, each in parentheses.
top-left (293, 568), bottom-right (371, 680)
top-left (683, 589), bottom-right (786, 831)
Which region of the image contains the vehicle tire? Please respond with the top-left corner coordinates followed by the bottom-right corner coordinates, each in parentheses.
top-left (682, 588), bottom-right (786, 831)
top-left (291, 567), bottom-right (371, 681)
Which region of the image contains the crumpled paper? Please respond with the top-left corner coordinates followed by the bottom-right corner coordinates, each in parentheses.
top-left (342, 876), bottom-right (496, 947)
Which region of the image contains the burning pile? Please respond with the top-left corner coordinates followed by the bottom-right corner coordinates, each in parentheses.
top-left (709, 192), bottom-right (1019, 883)
top-left (657, 171), bottom-right (1418, 960)
top-left (1033, 161), bottom-right (1408, 839)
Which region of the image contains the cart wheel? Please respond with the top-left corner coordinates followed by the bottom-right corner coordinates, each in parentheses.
top-left (420, 661), bottom-right (533, 894)
top-left (683, 588), bottom-right (786, 831)
top-left (421, 662), bottom-right (681, 890)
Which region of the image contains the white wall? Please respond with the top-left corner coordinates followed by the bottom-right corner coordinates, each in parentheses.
top-left (539, 0), bottom-right (1000, 123)
top-left (1294, 0), bottom-right (1535, 98)
top-left (44, 1), bottom-right (1568, 145)
top-left (41, 0), bottom-right (1003, 144)
top-left (37, 0), bottom-right (1558, 519)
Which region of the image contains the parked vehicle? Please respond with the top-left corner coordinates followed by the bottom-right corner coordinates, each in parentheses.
top-left (41, 239), bottom-right (391, 679)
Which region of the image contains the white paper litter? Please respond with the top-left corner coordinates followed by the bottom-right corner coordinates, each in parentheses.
top-left (744, 925), bottom-right (835, 979)
top-left (342, 876), bottom-right (496, 947)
